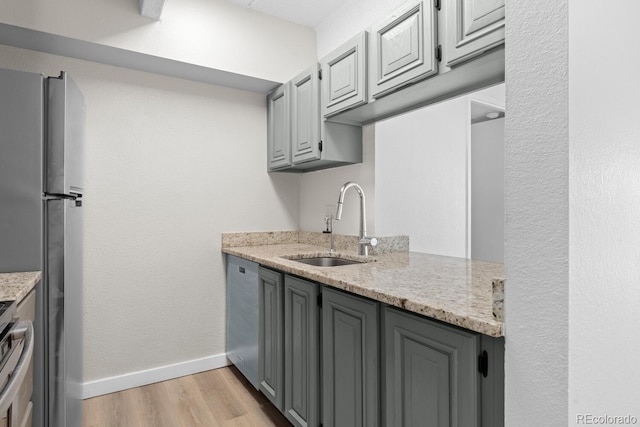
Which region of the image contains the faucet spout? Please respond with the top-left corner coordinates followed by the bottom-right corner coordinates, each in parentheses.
top-left (335, 182), bottom-right (376, 256)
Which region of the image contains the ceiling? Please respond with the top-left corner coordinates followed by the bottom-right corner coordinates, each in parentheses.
top-left (224, 0), bottom-right (342, 27)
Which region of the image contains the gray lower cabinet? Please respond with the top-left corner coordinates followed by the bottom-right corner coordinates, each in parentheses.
top-left (284, 275), bottom-right (320, 427)
top-left (252, 265), bottom-right (504, 426)
top-left (444, 0), bottom-right (505, 67)
top-left (479, 335), bottom-right (505, 427)
top-left (226, 255), bottom-right (259, 389)
top-left (258, 267), bottom-right (284, 411)
top-left (369, 0), bottom-right (439, 99)
top-left (321, 32), bottom-right (368, 118)
top-left (322, 287), bottom-right (379, 427)
top-left (384, 306), bottom-right (480, 427)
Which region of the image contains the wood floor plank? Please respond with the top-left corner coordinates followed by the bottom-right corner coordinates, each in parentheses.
top-left (82, 367), bottom-right (290, 427)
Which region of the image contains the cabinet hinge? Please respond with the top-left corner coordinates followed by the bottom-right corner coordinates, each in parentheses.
top-left (318, 141), bottom-right (323, 152)
top-left (318, 69), bottom-right (322, 80)
top-left (436, 45), bottom-right (442, 62)
top-left (317, 293), bottom-right (322, 308)
top-left (478, 350), bottom-right (489, 377)
top-left (435, 0), bottom-right (441, 10)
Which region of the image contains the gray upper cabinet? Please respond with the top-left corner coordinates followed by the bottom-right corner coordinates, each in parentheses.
top-left (321, 32), bottom-right (368, 118)
top-left (291, 64), bottom-right (321, 164)
top-left (370, 0), bottom-right (438, 99)
top-left (267, 65), bottom-right (362, 172)
top-left (258, 267), bottom-right (284, 411)
top-left (284, 275), bottom-right (320, 427)
top-left (267, 83), bottom-right (291, 170)
top-left (444, 0), bottom-right (505, 67)
top-left (322, 287), bottom-right (379, 427)
top-left (384, 307), bottom-right (480, 427)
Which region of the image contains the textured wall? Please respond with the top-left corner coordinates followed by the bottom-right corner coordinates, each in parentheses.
top-left (569, 0), bottom-right (640, 421)
top-left (505, 0), bottom-right (569, 425)
top-left (0, 44), bottom-right (300, 382)
top-left (0, 0), bottom-right (316, 82)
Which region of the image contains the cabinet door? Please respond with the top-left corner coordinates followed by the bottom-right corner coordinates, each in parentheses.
top-left (322, 288), bottom-right (379, 427)
top-left (284, 276), bottom-right (320, 427)
top-left (444, 0), bottom-right (505, 67)
top-left (267, 83), bottom-right (291, 170)
top-left (321, 32), bottom-right (368, 118)
top-left (291, 65), bottom-right (321, 165)
top-left (370, 0), bottom-right (438, 99)
top-left (384, 307), bottom-right (480, 427)
top-left (258, 267), bottom-right (284, 410)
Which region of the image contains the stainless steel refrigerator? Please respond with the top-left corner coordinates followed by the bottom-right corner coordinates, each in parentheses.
top-left (0, 67), bottom-right (84, 427)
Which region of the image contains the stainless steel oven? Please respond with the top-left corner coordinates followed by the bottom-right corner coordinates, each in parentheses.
top-left (0, 301), bottom-right (34, 427)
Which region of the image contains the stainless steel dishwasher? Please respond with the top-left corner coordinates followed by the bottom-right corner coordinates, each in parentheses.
top-left (0, 300), bottom-right (34, 426)
top-left (226, 255), bottom-right (259, 389)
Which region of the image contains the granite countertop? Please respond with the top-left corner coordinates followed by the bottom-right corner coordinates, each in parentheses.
top-left (222, 238), bottom-right (505, 337)
top-left (0, 271), bottom-right (41, 303)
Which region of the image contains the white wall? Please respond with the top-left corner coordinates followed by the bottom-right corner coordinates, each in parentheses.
top-left (298, 125), bottom-right (375, 236)
top-left (315, 0), bottom-right (406, 57)
top-left (375, 97), bottom-right (468, 256)
top-left (299, 0), bottom-right (392, 237)
top-left (0, 0), bottom-right (316, 82)
top-left (471, 118), bottom-right (504, 263)
top-left (0, 44), bottom-right (300, 387)
top-left (374, 84), bottom-right (504, 257)
top-left (569, 0), bottom-right (640, 422)
top-left (504, 0), bottom-right (569, 425)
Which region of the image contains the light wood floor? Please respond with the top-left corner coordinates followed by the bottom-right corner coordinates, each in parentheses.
top-left (82, 366), bottom-right (290, 427)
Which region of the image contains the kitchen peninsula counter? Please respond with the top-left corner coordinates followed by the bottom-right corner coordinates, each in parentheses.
top-left (222, 233), bottom-right (505, 337)
top-left (0, 271), bottom-right (41, 303)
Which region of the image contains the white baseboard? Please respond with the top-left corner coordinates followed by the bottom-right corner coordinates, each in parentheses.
top-left (82, 353), bottom-right (230, 399)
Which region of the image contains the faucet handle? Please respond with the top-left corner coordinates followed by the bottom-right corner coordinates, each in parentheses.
top-left (359, 236), bottom-right (378, 247)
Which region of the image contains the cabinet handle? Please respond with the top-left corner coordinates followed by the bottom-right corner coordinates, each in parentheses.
top-left (478, 350), bottom-right (489, 377)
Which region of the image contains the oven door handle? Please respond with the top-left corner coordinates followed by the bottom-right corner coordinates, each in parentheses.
top-left (0, 321), bottom-right (34, 415)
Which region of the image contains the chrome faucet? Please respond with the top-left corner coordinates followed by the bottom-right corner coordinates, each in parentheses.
top-left (335, 182), bottom-right (377, 256)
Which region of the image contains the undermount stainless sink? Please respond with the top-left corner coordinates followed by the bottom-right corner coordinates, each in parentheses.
top-left (292, 257), bottom-right (365, 267)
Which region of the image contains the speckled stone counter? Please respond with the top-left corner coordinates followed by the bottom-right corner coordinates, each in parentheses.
top-left (0, 271), bottom-right (41, 303)
top-left (222, 241), bottom-right (505, 337)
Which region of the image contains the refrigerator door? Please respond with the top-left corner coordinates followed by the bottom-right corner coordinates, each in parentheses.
top-left (0, 68), bottom-right (43, 272)
top-left (44, 196), bottom-right (83, 427)
top-left (45, 72), bottom-right (85, 197)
